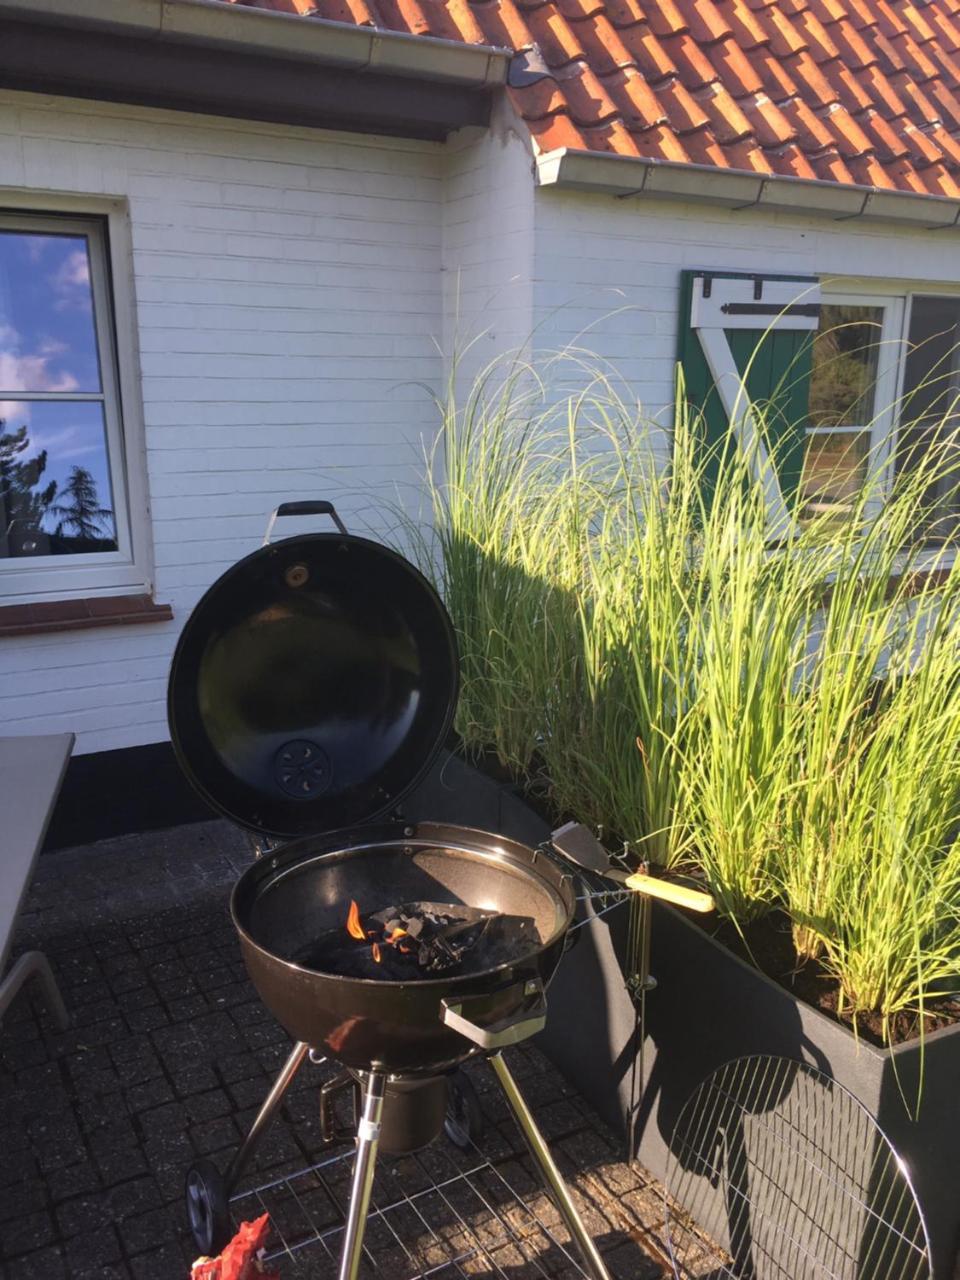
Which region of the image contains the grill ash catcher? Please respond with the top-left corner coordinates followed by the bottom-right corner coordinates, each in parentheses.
top-left (168, 500), bottom-right (713, 1280)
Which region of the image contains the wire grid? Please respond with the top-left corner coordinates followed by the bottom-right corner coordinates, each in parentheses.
top-left (229, 1094), bottom-right (592, 1279)
top-left (664, 1055), bottom-right (931, 1280)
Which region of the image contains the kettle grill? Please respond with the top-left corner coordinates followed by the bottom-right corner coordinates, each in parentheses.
top-left (168, 500), bottom-right (616, 1280)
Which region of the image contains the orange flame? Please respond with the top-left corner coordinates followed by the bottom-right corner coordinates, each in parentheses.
top-left (371, 943), bottom-right (382, 963)
top-left (386, 927), bottom-right (407, 944)
top-left (346, 900), bottom-right (366, 941)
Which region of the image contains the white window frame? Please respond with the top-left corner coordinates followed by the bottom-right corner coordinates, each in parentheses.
top-left (689, 272), bottom-right (960, 568)
top-left (0, 204), bottom-right (151, 603)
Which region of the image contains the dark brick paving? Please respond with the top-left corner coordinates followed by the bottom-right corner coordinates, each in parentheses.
top-left (0, 821), bottom-right (711, 1280)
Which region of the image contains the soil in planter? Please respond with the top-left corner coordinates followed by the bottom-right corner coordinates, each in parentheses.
top-left (710, 910), bottom-right (960, 1049)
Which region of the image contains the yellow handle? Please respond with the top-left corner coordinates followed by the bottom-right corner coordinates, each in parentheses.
top-left (623, 872), bottom-right (715, 914)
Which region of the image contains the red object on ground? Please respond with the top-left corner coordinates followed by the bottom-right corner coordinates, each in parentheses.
top-left (190, 1214), bottom-right (281, 1280)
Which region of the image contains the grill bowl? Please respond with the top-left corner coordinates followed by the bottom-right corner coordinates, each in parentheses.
top-left (231, 821), bottom-right (576, 1074)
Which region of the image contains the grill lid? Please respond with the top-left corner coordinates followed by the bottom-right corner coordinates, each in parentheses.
top-left (167, 506), bottom-right (458, 838)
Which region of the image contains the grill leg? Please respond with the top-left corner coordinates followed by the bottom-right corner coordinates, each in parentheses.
top-left (491, 1052), bottom-right (612, 1280)
top-left (223, 1040), bottom-right (310, 1193)
top-left (336, 1071), bottom-right (386, 1280)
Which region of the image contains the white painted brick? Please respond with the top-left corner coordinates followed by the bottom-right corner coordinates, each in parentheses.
top-left (531, 186), bottom-right (960, 422)
top-left (0, 90), bottom-right (445, 752)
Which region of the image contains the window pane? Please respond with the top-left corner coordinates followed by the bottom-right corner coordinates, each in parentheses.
top-left (808, 304), bottom-right (884, 429)
top-left (0, 401), bottom-right (117, 558)
top-left (897, 296), bottom-right (960, 542)
top-left (0, 231), bottom-right (102, 394)
top-left (800, 430), bottom-right (869, 527)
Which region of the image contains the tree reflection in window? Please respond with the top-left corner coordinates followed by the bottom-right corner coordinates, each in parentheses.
top-left (0, 416), bottom-right (115, 558)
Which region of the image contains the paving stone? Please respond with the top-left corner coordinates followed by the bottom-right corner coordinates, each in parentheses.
top-left (126, 1005), bottom-right (171, 1034)
top-left (0, 1178), bottom-right (48, 1221)
top-left (4, 1244), bottom-right (69, 1279)
top-left (65, 1046), bottom-right (114, 1077)
top-left (117, 986), bottom-right (160, 1013)
top-left (68, 1064), bottom-right (123, 1099)
top-left (118, 1204), bottom-right (182, 1254)
top-left (190, 1115), bottom-right (240, 1154)
top-left (0, 1209), bottom-right (57, 1258)
top-left (77, 1093), bottom-right (131, 1135)
top-left (47, 1161), bottom-right (103, 1203)
top-left (110, 1035), bottom-right (157, 1066)
top-left (95, 1144), bottom-right (151, 1187)
top-left (167, 994), bottom-right (209, 1021)
top-left (208, 980), bottom-right (255, 1009)
top-left (63, 1226), bottom-right (123, 1274)
top-left (29, 1121), bottom-right (87, 1174)
top-left (128, 1241), bottom-right (191, 1280)
top-left (531, 1097), bottom-right (589, 1141)
top-left (2, 1012), bottom-right (41, 1044)
top-left (139, 1101), bottom-right (189, 1139)
top-left (126, 1078), bottom-right (175, 1112)
top-left (171, 1063), bottom-right (219, 1095)
top-left (184, 1088), bottom-right (233, 1124)
top-left (71, 1262), bottom-right (131, 1280)
top-left (1, 1039), bottom-right (49, 1072)
top-left (104, 1175), bottom-right (164, 1221)
top-left (0, 1119), bottom-right (32, 1159)
top-left (218, 1051), bottom-right (263, 1084)
top-left (229, 1074), bottom-right (271, 1110)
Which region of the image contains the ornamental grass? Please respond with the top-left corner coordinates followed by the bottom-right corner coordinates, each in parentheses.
top-left (404, 346), bottom-right (960, 1044)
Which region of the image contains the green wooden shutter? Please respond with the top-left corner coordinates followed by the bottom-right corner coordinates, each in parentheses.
top-left (677, 270), bottom-right (819, 521)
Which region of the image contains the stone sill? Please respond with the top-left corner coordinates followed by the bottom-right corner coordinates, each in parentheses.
top-left (0, 594), bottom-right (173, 637)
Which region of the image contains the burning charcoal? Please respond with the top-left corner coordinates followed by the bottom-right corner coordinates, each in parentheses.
top-left (293, 900), bottom-right (540, 980)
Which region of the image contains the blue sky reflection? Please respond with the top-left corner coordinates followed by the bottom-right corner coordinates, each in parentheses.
top-left (0, 231), bottom-right (101, 393)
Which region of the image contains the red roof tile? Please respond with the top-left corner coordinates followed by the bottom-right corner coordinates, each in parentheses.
top-left (224, 0), bottom-right (960, 198)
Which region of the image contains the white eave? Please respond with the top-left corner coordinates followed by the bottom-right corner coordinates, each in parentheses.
top-left (0, 0), bottom-right (510, 88)
top-left (536, 147), bottom-right (960, 230)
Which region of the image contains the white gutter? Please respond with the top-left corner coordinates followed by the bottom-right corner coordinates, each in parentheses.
top-left (537, 148), bottom-right (960, 230)
top-left (0, 0), bottom-right (509, 87)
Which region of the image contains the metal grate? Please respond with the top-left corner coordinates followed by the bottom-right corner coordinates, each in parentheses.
top-left (664, 1055), bottom-right (931, 1280)
top-left (231, 1134), bottom-right (593, 1279)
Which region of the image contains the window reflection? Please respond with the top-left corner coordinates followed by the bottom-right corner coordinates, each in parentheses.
top-left (897, 296), bottom-right (960, 543)
top-left (801, 304), bottom-right (884, 526)
top-left (0, 403), bottom-right (116, 559)
top-left (0, 232), bottom-right (101, 394)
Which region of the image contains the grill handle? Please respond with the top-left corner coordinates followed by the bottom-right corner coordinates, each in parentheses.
top-left (441, 978), bottom-right (546, 1051)
top-left (263, 500), bottom-right (349, 545)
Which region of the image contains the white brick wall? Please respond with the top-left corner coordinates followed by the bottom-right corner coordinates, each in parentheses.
top-left (0, 90), bottom-right (446, 753)
top-left (531, 184), bottom-right (960, 452)
top-left (441, 101), bottom-right (536, 389)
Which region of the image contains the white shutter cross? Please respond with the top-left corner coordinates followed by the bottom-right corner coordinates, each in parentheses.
top-left (690, 273), bottom-right (821, 536)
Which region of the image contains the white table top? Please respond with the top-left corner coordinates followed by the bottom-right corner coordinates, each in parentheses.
top-left (0, 733), bottom-right (74, 971)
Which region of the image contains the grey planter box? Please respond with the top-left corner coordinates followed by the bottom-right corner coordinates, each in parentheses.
top-left (409, 755), bottom-right (960, 1277)
top-left (542, 898), bottom-right (960, 1280)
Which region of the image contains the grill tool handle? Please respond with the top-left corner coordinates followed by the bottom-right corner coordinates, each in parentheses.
top-left (263, 499), bottom-right (349, 545)
top-left (624, 873), bottom-right (715, 913)
top-left (441, 978), bottom-right (546, 1050)
top-left (550, 822), bottom-right (714, 914)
